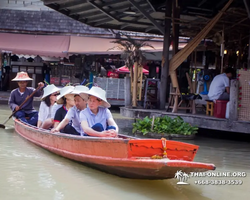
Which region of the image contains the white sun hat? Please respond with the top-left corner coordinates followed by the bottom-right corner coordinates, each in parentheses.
top-left (41, 84), bottom-right (60, 101)
top-left (71, 85), bottom-right (89, 101)
top-left (12, 71), bottom-right (33, 81)
top-left (86, 86), bottom-right (110, 108)
top-left (56, 86), bottom-right (75, 104)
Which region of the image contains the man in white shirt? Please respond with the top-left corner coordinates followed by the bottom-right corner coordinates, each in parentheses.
top-left (51, 86), bottom-right (89, 135)
top-left (208, 68), bottom-right (234, 101)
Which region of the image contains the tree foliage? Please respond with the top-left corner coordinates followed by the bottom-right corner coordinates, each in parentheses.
top-left (109, 33), bottom-right (155, 70)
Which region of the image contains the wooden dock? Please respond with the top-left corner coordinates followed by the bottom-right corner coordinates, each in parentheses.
top-left (120, 107), bottom-right (250, 134)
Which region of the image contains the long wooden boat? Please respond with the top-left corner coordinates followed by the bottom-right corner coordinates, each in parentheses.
top-left (14, 119), bottom-right (215, 179)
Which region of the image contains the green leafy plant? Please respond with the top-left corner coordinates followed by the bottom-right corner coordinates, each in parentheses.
top-left (132, 116), bottom-right (152, 135)
top-left (132, 116), bottom-right (198, 136)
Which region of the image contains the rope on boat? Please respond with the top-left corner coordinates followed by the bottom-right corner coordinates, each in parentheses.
top-left (161, 138), bottom-right (167, 158)
top-left (151, 138), bottom-right (168, 159)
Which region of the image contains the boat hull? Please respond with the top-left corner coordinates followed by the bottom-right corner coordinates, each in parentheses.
top-left (14, 119), bottom-right (215, 179)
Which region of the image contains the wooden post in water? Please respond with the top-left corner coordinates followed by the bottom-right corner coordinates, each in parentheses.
top-left (228, 79), bottom-right (238, 122)
top-left (236, 35), bottom-right (242, 68)
top-left (248, 36), bottom-right (250, 69)
top-left (132, 62), bottom-right (138, 107)
top-left (194, 50), bottom-right (197, 92)
top-left (124, 75), bottom-right (131, 107)
top-left (220, 30), bottom-right (225, 74)
top-left (160, 0), bottom-right (172, 110)
top-left (172, 0), bottom-right (180, 55)
top-left (244, 0), bottom-right (250, 67)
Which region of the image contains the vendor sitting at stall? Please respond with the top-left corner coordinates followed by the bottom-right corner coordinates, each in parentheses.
top-left (208, 67), bottom-right (234, 101)
top-left (80, 86), bottom-right (118, 138)
top-left (8, 72), bottom-right (44, 126)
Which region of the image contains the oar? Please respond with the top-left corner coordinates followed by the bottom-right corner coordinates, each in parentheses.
top-left (0, 86), bottom-right (42, 129)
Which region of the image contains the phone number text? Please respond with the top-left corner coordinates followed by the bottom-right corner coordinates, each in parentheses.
top-left (194, 180), bottom-right (243, 185)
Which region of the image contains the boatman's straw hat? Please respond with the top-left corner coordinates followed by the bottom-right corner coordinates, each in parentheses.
top-left (12, 71), bottom-right (33, 81)
top-left (41, 84), bottom-right (60, 101)
top-left (85, 86), bottom-right (111, 108)
top-left (56, 86), bottom-right (75, 104)
top-left (71, 85), bottom-right (89, 101)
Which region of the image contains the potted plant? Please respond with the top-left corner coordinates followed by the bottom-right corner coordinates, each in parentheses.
top-left (132, 116), bottom-right (198, 139)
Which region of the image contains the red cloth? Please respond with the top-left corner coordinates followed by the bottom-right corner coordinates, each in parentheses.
top-left (107, 71), bottom-right (119, 78)
top-left (115, 65), bottom-right (149, 75)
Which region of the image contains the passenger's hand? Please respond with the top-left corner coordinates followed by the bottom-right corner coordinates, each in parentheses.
top-left (101, 130), bottom-right (117, 138)
top-left (38, 82), bottom-right (44, 88)
top-left (51, 128), bottom-right (59, 133)
top-left (106, 129), bottom-right (118, 137)
top-left (101, 131), bottom-right (113, 137)
top-left (15, 106), bottom-right (20, 111)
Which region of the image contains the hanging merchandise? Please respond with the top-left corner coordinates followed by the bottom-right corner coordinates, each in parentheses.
top-left (237, 69), bottom-right (250, 122)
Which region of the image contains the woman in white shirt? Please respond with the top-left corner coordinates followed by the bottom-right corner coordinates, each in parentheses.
top-left (37, 84), bottom-right (60, 129)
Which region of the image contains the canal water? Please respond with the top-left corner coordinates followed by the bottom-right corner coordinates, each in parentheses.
top-left (0, 105), bottom-right (249, 200)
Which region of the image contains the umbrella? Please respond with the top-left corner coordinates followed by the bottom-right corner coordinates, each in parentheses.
top-left (115, 65), bottom-right (149, 75)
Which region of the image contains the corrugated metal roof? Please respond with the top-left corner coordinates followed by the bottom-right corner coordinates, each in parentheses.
top-left (41, 0), bottom-right (250, 42)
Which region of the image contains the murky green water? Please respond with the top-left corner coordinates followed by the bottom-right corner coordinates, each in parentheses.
top-left (0, 105), bottom-right (249, 200)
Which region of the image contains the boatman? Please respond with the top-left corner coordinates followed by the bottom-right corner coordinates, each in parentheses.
top-left (8, 71), bottom-right (44, 126)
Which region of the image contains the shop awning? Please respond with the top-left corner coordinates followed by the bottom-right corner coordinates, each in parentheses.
top-left (0, 33), bottom-right (69, 58)
top-left (68, 36), bottom-right (181, 55)
top-left (69, 36), bottom-right (117, 54)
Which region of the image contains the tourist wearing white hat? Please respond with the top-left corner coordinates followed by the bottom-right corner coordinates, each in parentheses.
top-left (8, 71), bottom-right (44, 126)
top-left (37, 84), bottom-right (60, 129)
top-left (51, 85), bottom-right (89, 135)
top-left (80, 86), bottom-right (118, 137)
top-left (53, 86), bottom-right (75, 130)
